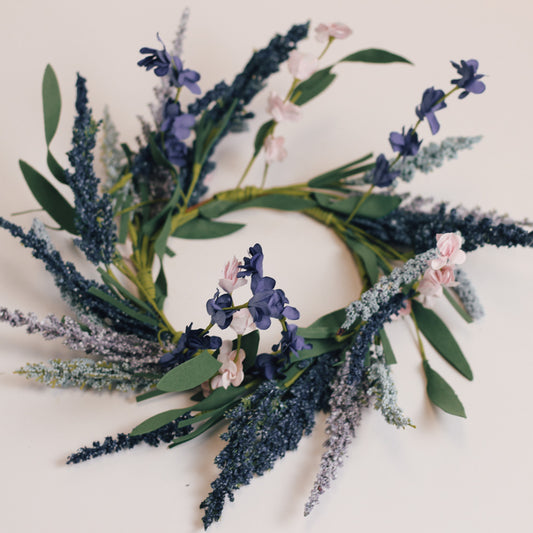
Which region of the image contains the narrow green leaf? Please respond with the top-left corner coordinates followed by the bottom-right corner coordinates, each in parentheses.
top-left (239, 194), bottom-right (316, 212)
top-left (157, 350), bottom-right (222, 392)
top-left (341, 48), bottom-right (413, 65)
top-left (172, 217), bottom-right (245, 239)
top-left (238, 330), bottom-right (260, 370)
top-left (423, 360), bottom-right (466, 418)
top-left (192, 384), bottom-right (250, 412)
top-left (314, 192), bottom-right (402, 219)
top-left (46, 151), bottom-right (66, 184)
top-left (88, 286), bottom-right (159, 327)
top-left (412, 301), bottom-right (473, 380)
top-left (178, 405), bottom-right (228, 428)
top-left (154, 213), bottom-right (174, 260)
top-left (42, 64), bottom-right (61, 145)
top-left (155, 265), bottom-right (168, 309)
top-left (378, 328), bottom-right (396, 364)
top-left (136, 388), bottom-right (167, 402)
top-left (130, 408), bottom-right (191, 436)
top-left (307, 153), bottom-right (373, 189)
top-left (199, 200), bottom-right (237, 219)
top-left (169, 413), bottom-right (225, 448)
top-left (293, 67), bottom-right (336, 106)
top-left (19, 160), bottom-right (78, 234)
top-left (347, 238), bottom-right (379, 284)
top-left (291, 337), bottom-right (344, 362)
top-left (253, 119), bottom-right (275, 156)
top-left (297, 308), bottom-right (346, 339)
top-left (443, 287), bottom-right (474, 324)
top-left (148, 134), bottom-right (174, 170)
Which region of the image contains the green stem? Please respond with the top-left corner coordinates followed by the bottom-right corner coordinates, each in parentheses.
top-left (410, 312), bottom-right (427, 361)
top-left (345, 184), bottom-right (375, 223)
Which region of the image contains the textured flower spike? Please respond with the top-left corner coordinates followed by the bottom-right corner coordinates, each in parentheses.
top-left (315, 22), bottom-right (352, 42)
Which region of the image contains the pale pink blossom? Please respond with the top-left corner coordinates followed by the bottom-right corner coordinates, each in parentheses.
top-left (391, 298), bottom-right (412, 320)
top-left (267, 92), bottom-right (300, 123)
top-left (219, 256), bottom-right (247, 293)
top-left (431, 232), bottom-right (466, 269)
top-left (287, 50), bottom-right (318, 81)
top-left (263, 135), bottom-right (288, 163)
top-left (315, 22), bottom-right (353, 42)
top-left (418, 266), bottom-right (458, 307)
top-left (210, 340), bottom-right (246, 390)
top-left (230, 308), bottom-right (256, 335)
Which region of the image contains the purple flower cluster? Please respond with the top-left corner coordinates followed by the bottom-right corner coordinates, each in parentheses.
top-left (138, 34), bottom-right (201, 94)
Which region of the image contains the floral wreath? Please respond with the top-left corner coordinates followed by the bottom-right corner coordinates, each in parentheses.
top-left (1, 12), bottom-right (531, 529)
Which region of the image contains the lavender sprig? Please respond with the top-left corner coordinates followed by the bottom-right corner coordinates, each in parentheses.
top-left (453, 269), bottom-right (485, 320)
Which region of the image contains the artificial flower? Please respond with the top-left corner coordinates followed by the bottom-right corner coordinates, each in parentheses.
top-left (315, 22), bottom-right (352, 42)
top-left (219, 256), bottom-right (247, 293)
top-left (263, 135), bottom-right (288, 163)
top-left (431, 232), bottom-right (466, 269)
top-left (287, 50), bottom-right (318, 81)
top-left (415, 87), bottom-right (447, 135)
top-left (389, 127), bottom-right (422, 157)
top-left (210, 341), bottom-right (246, 390)
top-left (451, 59), bottom-right (485, 99)
top-left (372, 154), bottom-right (400, 187)
top-left (267, 92), bottom-right (300, 122)
top-left (230, 308), bottom-right (255, 335)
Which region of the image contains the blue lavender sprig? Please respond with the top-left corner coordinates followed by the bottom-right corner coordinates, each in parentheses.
top-left (66, 416), bottom-right (191, 464)
top-left (200, 353), bottom-right (337, 529)
top-left (66, 74), bottom-right (116, 264)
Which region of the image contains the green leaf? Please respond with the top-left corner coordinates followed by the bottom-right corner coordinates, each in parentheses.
top-left (199, 200), bottom-right (237, 219)
top-left (253, 119), bottom-right (275, 156)
top-left (172, 217), bottom-right (245, 239)
top-left (136, 388), bottom-right (167, 402)
top-left (19, 160), bottom-right (78, 234)
top-left (346, 238), bottom-right (379, 284)
top-left (169, 413), bottom-right (225, 448)
top-left (297, 308), bottom-right (346, 339)
top-left (443, 287), bottom-right (474, 324)
top-left (412, 301), bottom-right (473, 380)
top-left (130, 408), bottom-right (191, 436)
top-left (157, 350), bottom-right (222, 392)
top-left (378, 328), bottom-right (397, 364)
top-left (423, 360), bottom-right (466, 418)
top-left (46, 151), bottom-right (66, 184)
top-left (239, 194), bottom-right (316, 212)
top-left (341, 48), bottom-right (413, 65)
top-left (154, 213), bottom-right (174, 260)
top-left (42, 64), bottom-right (61, 145)
top-left (307, 153), bottom-right (373, 189)
top-left (178, 405), bottom-right (229, 428)
top-left (292, 337), bottom-right (344, 362)
top-left (148, 134), bottom-right (174, 171)
top-left (192, 384), bottom-right (250, 412)
top-left (238, 330), bottom-right (260, 370)
top-left (87, 286), bottom-right (159, 327)
top-left (314, 192), bottom-right (402, 219)
top-left (293, 67), bottom-right (336, 106)
top-left (155, 265), bottom-right (168, 309)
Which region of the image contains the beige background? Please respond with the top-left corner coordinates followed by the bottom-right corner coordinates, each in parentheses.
top-left (0, 0), bottom-right (532, 532)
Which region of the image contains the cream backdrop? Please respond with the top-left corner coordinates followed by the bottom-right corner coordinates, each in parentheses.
top-left (0, 1), bottom-right (532, 532)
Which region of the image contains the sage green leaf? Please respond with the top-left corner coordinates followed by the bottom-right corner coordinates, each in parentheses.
top-left (423, 360), bottom-right (466, 418)
top-left (87, 286), bottom-right (159, 327)
top-left (42, 64), bottom-right (61, 145)
top-left (378, 328), bottom-right (397, 364)
top-left (199, 199), bottom-right (237, 219)
top-left (297, 308), bottom-right (346, 339)
top-left (46, 151), bottom-right (66, 184)
top-left (293, 67), bottom-right (336, 106)
top-left (130, 408), bottom-right (191, 436)
top-left (308, 153), bottom-right (373, 188)
top-left (346, 238), bottom-right (379, 284)
top-left (148, 134), bottom-right (174, 170)
top-left (155, 265), bottom-right (168, 309)
top-left (154, 213), bottom-right (174, 260)
top-left (314, 192), bottom-right (402, 219)
top-left (136, 388), bottom-right (167, 402)
top-left (412, 301), bottom-right (473, 381)
top-left (253, 119), bottom-right (275, 156)
top-left (443, 287), bottom-right (474, 324)
top-left (192, 384), bottom-right (250, 412)
top-left (172, 217), bottom-right (245, 239)
top-left (157, 350), bottom-right (222, 392)
top-left (341, 48), bottom-right (413, 65)
top-left (239, 194), bottom-right (316, 212)
top-left (19, 160), bottom-right (78, 234)
top-left (292, 337), bottom-right (344, 362)
top-left (178, 405), bottom-right (232, 428)
top-left (238, 330), bottom-right (260, 370)
top-left (169, 412), bottom-right (225, 448)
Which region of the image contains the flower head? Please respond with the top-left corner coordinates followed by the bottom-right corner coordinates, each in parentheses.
top-left (315, 22), bottom-right (352, 42)
top-left (210, 341), bottom-right (246, 390)
top-left (138, 34), bottom-right (172, 76)
top-left (263, 135), bottom-right (288, 163)
top-left (418, 265), bottom-right (458, 307)
top-left (219, 256), bottom-right (247, 293)
top-left (238, 243), bottom-right (264, 279)
top-left (389, 127), bottom-right (422, 157)
top-left (161, 101), bottom-right (195, 140)
top-left (415, 87), bottom-right (447, 135)
top-left (272, 323), bottom-right (312, 362)
top-left (230, 308), bottom-right (255, 335)
top-left (267, 92), bottom-right (300, 123)
top-left (372, 154), bottom-right (400, 188)
top-left (287, 50), bottom-right (318, 81)
top-left (169, 55), bottom-right (202, 94)
top-left (451, 59), bottom-right (485, 99)
top-left (431, 232), bottom-right (466, 269)
top-left (206, 290), bottom-right (235, 329)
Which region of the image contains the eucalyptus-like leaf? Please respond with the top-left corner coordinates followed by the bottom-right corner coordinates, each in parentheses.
top-left (18, 160), bottom-right (78, 234)
top-left (443, 287), bottom-right (474, 324)
top-left (238, 330), bottom-right (260, 370)
top-left (346, 238), bottom-right (379, 284)
top-left (253, 120), bottom-right (275, 156)
top-left (314, 192), bottom-right (402, 219)
top-left (293, 67), bottom-right (336, 106)
top-left (199, 199), bottom-right (237, 219)
top-left (291, 337), bottom-right (344, 362)
top-left (297, 308), bottom-right (346, 339)
top-left (157, 350), bottom-right (222, 392)
top-left (42, 64), bottom-right (61, 145)
top-left (130, 408), bottom-right (191, 436)
top-left (413, 301), bottom-right (473, 380)
top-left (173, 217), bottom-right (245, 239)
top-left (341, 48), bottom-right (413, 65)
top-left (423, 360), bottom-right (467, 418)
top-left (239, 194), bottom-right (316, 212)
top-left (46, 151), bottom-right (66, 184)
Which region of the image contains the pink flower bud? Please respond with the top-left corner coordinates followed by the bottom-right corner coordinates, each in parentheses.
top-left (287, 50), bottom-right (318, 81)
top-left (230, 308), bottom-right (255, 335)
top-left (417, 265), bottom-right (458, 307)
top-left (431, 232), bottom-right (466, 269)
top-left (315, 22), bottom-right (353, 42)
top-left (267, 92), bottom-right (300, 123)
top-left (219, 256), bottom-right (247, 293)
top-left (263, 135), bottom-right (288, 163)
top-left (210, 340), bottom-right (246, 390)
